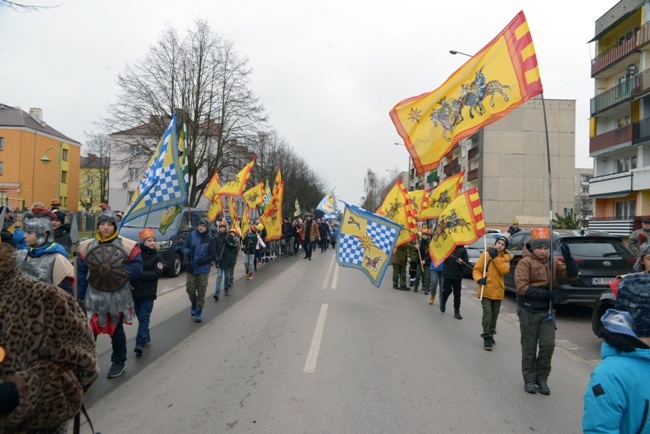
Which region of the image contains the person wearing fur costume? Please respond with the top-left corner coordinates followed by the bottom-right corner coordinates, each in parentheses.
top-left (0, 243), bottom-right (98, 433)
top-left (77, 209), bottom-right (143, 379)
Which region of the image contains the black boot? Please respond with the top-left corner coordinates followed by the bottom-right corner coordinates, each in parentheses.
top-left (454, 309), bottom-right (463, 320)
top-left (439, 299), bottom-right (446, 313)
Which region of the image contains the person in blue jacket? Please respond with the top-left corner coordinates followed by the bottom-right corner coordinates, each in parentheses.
top-left (182, 218), bottom-right (216, 323)
top-left (582, 272), bottom-right (650, 433)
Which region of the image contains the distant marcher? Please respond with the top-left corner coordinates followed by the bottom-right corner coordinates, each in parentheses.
top-left (182, 218), bottom-right (216, 323)
top-left (473, 235), bottom-right (511, 351)
top-left (514, 228), bottom-right (578, 395)
top-left (329, 222), bottom-right (339, 249)
top-left (255, 223), bottom-right (267, 269)
top-left (628, 217), bottom-right (650, 256)
top-left (391, 243), bottom-right (411, 290)
top-left (130, 228), bottom-right (163, 356)
top-left (318, 220), bottom-right (329, 252)
top-left (0, 243), bottom-right (98, 432)
top-left (283, 218), bottom-right (296, 256)
top-left (441, 245), bottom-right (468, 319)
top-left (0, 207), bottom-right (15, 247)
top-left (229, 227), bottom-right (240, 287)
top-left (15, 207), bottom-right (75, 296)
top-left (212, 221), bottom-right (237, 300)
top-left (301, 213), bottom-right (319, 260)
top-left (77, 209), bottom-right (143, 379)
top-left (50, 198), bottom-right (61, 211)
top-left (52, 210), bottom-right (72, 254)
top-left (582, 272), bottom-right (650, 433)
top-left (413, 229), bottom-right (432, 293)
top-left (507, 220), bottom-right (521, 237)
top-left (242, 225), bottom-right (259, 279)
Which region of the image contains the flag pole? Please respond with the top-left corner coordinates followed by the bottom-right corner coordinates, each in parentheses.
top-left (479, 235), bottom-right (487, 301)
top-left (541, 93), bottom-right (555, 320)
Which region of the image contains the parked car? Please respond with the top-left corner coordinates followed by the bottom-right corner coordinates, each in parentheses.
top-left (592, 289), bottom-right (617, 337)
top-left (119, 207), bottom-right (208, 277)
top-left (485, 228), bottom-right (503, 234)
top-left (464, 234), bottom-right (500, 278)
top-left (503, 229), bottom-right (635, 305)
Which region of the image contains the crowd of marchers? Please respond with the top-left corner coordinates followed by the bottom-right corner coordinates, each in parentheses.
top-left (390, 223), bottom-right (650, 433)
top-left (1, 202), bottom-right (649, 432)
top-left (0, 201), bottom-right (342, 432)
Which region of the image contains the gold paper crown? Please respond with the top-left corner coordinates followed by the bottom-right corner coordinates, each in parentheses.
top-left (139, 228), bottom-right (155, 241)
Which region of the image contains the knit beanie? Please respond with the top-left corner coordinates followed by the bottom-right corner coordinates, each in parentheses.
top-left (529, 227), bottom-right (551, 250)
top-left (495, 235), bottom-right (509, 249)
top-left (198, 218), bottom-right (210, 229)
top-left (615, 273), bottom-right (650, 338)
top-left (53, 210), bottom-right (66, 225)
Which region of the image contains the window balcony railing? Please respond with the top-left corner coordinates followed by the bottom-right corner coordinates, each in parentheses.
top-left (591, 21), bottom-right (650, 76)
top-left (467, 167), bottom-right (478, 181)
top-left (590, 79), bottom-right (634, 115)
top-left (633, 117), bottom-right (650, 145)
top-left (468, 146), bottom-right (479, 160)
top-left (589, 124), bottom-right (632, 154)
top-left (443, 158), bottom-right (459, 176)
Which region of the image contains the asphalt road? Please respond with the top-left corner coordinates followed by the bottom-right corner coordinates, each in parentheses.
top-left (81, 249), bottom-right (598, 433)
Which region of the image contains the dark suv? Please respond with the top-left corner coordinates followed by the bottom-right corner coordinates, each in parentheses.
top-left (504, 229), bottom-right (635, 305)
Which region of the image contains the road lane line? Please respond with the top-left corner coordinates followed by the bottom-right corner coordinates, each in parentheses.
top-left (331, 262), bottom-right (339, 290)
top-left (304, 303), bottom-right (328, 373)
top-left (322, 255), bottom-right (335, 289)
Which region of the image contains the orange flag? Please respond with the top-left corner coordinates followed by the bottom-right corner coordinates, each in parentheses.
top-left (243, 182), bottom-right (264, 208)
top-left (261, 181), bottom-right (283, 241)
top-left (390, 11), bottom-right (542, 173)
top-left (272, 167), bottom-right (282, 196)
top-left (204, 171), bottom-right (224, 222)
top-left (231, 214), bottom-right (243, 237)
top-left (420, 171), bottom-right (464, 220)
top-left (376, 179), bottom-right (417, 247)
top-left (216, 159), bottom-right (255, 197)
top-left (429, 187), bottom-right (485, 266)
top-left (241, 206), bottom-right (250, 236)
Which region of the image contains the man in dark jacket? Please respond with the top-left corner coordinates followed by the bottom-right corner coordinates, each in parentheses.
top-left (318, 220), bottom-right (329, 252)
top-left (182, 218), bottom-right (216, 323)
top-left (283, 218), bottom-right (296, 256)
top-left (130, 228), bottom-right (163, 355)
top-left (212, 220), bottom-right (237, 300)
top-left (441, 245), bottom-right (469, 319)
top-left (413, 229), bottom-right (432, 293)
top-left (52, 210), bottom-right (72, 255)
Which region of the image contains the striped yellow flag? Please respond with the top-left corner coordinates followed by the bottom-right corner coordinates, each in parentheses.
top-left (407, 189), bottom-right (428, 220)
top-left (216, 159), bottom-right (255, 197)
top-left (390, 11), bottom-right (542, 173)
top-left (429, 187), bottom-right (485, 266)
top-left (420, 171), bottom-right (464, 220)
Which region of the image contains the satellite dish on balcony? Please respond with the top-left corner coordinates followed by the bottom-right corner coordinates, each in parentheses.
top-left (627, 64), bottom-right (638, 76)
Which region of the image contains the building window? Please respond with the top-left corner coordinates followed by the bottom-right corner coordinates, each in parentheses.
top-left (129, 147), bottom-right (141, 157)
top-left (615, 200), bottom-right (636, 219)
top-left (0, 137), bottom-right (4, 151)
top-left (61, 171), bottom-right (68, 183)
top-left (0, 161), bottom-right (3, 175)
top-left (87, 189), bottom-right (93, 197)
top-left (616, 157), bottom-right (637, 173)
top-left (129, 167), bottom-right (140, 181)
top-left (617, 116), bottom-right (631, 128)
top-left (62, 148), bottom-right (68, 161)
top-left (87, 175), bottom-right (93, 184)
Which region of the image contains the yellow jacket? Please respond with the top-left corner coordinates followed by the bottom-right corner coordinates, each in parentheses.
top-left (472, 249), bottom-right (511, 300)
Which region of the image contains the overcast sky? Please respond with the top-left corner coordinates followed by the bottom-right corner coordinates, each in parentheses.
top-left (1, 0), bottom-right (615, 206)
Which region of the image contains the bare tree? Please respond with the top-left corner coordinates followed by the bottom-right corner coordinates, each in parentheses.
top-left (0, 0), bottom-right (59, 11)
top-left (361, 169), bottom-right (384, 211)
top-left (79, 133), bottom-right (111, 211)
top-left (104, 19), bottom-right (266, 206)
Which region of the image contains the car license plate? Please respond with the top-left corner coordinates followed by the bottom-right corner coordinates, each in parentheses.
top-left (592, 277), bottom-right (615, 285)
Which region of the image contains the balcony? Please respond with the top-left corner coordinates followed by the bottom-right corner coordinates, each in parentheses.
top-left (587, 218), bottom-right (634, 237)
top-left (467, 167), bottom-right (478, 181)
top-left (633, 117), bottom-right (650, 145)
top-left (589, 124), bottom-right (632, 154)
top-left (589, 171), bottom-right (632, 197)
top-left (468, 146), bottom-right (479, 160)
top-left (632, 165), bottom-right (650, 190)
top-left (443, 157), bottom-right (459, 176)
top-left (591, 21), bottom-right (650, 76)
top-left (590, 79), bottom-right (634, 115)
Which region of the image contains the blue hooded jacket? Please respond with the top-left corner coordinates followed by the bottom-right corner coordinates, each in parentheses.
top-left (583, 342), bottom-right (650, 433)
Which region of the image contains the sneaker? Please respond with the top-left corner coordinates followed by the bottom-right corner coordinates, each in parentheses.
top-left (134, 343), bottom-right (144, 356)
top-left (107, 362), bottom-right (125, 378)
top-left (248, 275), bottom-right (254, 280)
top-left (489, 336), bottom-right (496, 346)
top-left (524, 382), bottom-right (536, 394)
top-left (195, 308), bottom-right (203, 323)
top-left (190, 304), bottom-right (196, 317)
top-left (536, 380), bottom-right (550, 395)
top-left (213, 293), bottom-right (219, 301)
top-left (483, 338), bottom-right (493, 351)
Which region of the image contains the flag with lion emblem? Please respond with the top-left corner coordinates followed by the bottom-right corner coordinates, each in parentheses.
top-left (429, 187), bottom-right (485, 266)
top-left (337, 202), bottom-right (401, 288)
top-left (376, 179), bottom-right (417, 247)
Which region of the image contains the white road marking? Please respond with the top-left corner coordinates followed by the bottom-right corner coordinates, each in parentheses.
top-left (331, 263), bottom-right (339, 290)
top-left (304, 303), bottom-right (329, 373)
top-left (322, 255), bottom-right (336, 289)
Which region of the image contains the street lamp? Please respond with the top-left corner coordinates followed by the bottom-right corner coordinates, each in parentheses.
top-left (40, 143), bottom-right (62, 203)
top-left (393, 142), bottom-right (411, 191)
top-left (449, 50), bottom-right (472, 57)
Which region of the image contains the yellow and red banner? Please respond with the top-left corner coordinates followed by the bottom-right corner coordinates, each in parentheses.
top-left (376, 179), bottom-right (417, 247)
top-left (407, 189), bottom-right (428, 220)
top-left (390, 11), bottom-right (542, 173)
top-left (429, 187), bottom-right (485, 266)
top-left (260, 181), bottom-right (283, 241)
top-left (231, 214), bottom-right (243, 237)
top-left (272, 167), bottom-right (282, 196)
top-left (420, 171), bottom-right (464, 220)
top-left (243, 182), bottom-right (264, 209)
top-left (204, 171), bottom-right (223, 222)
top-left (241, 206), bottom-right (250, 236)
top-left (217, 159), bottom-right (255, 197)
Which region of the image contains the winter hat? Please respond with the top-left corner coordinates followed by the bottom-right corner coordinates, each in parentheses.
top-left (613, 273), bottom-right (650, 337)
top-left (530, 227), bottom-right (551, 250)
top-left (24, 207), bottom-right (57, 246)
top-left (198, 218), bottom-right (210, 228)
top-left (495, 235), bottom-right (509, 249)
top-left (139, 228), bottom-right (155, 241)
top-left (50, 199), bottom-right (61, 207)
top-left (97, 209), bottom-right (117, 228)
